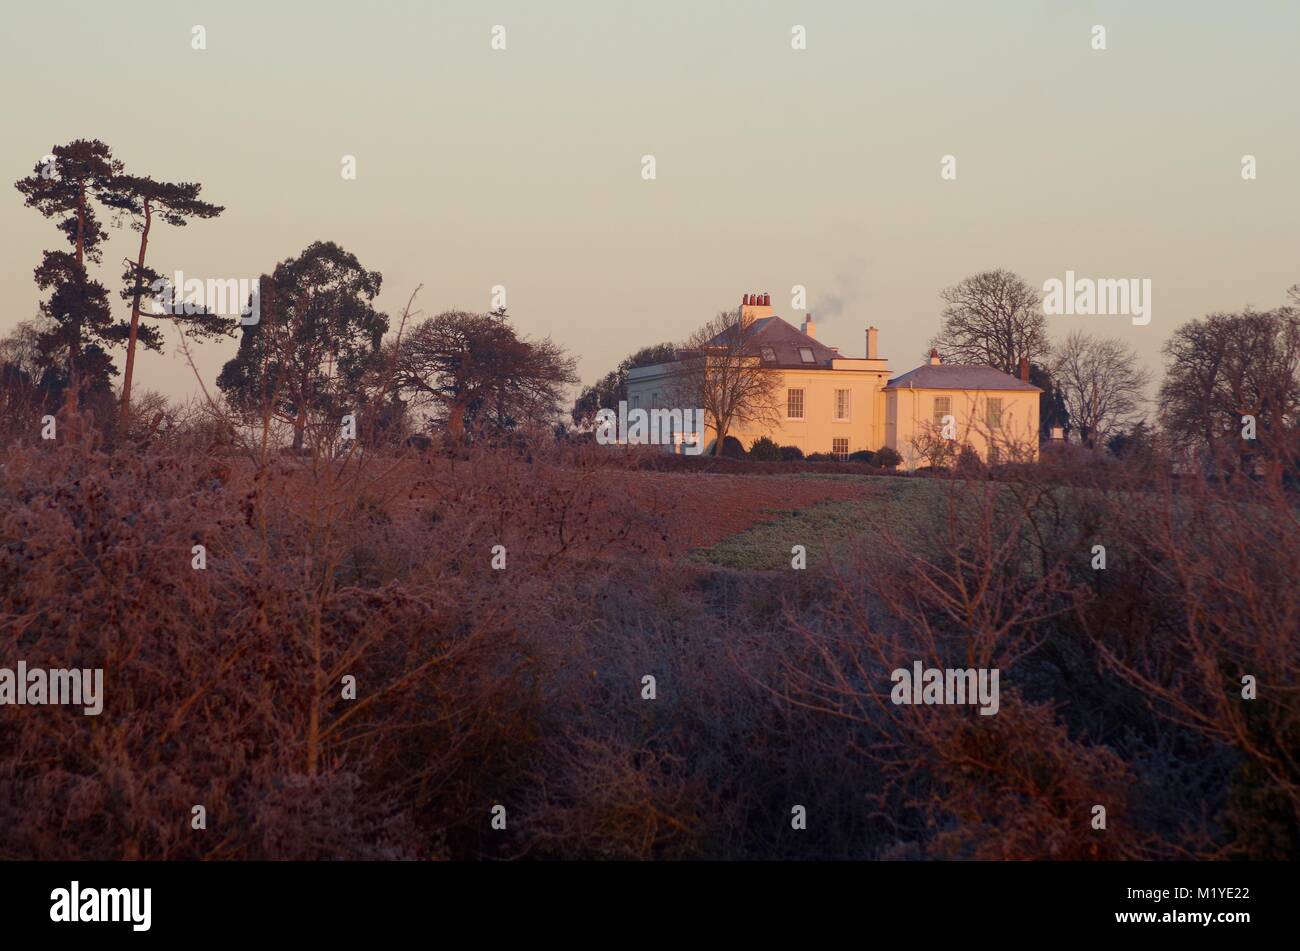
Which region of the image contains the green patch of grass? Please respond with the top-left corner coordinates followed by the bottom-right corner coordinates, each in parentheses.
top-left (690, 477), bottom-right (953, 570)
top-left (692, 469), bottom-right (1288, 578)
top-left (690, 475), bottom-right (1114, 571)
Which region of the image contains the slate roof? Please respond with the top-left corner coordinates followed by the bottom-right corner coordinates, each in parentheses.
top-left (884, 364), bottom-right (1041, 391)
top-left (699, 316), bottom-right (842, 368)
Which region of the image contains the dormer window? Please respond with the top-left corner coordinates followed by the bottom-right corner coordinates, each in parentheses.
top-left (798, 347), bottom-right (815, 364)
top-left (760, 347), bottom-right (776, 362)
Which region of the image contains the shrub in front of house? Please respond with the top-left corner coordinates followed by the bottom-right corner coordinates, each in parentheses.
top-left (848, 449), bottom-right (877, 464)
top-left (874, 447), bottom-right (903, 470)
top-left (778, 445), bottom-right (804, 461)
top-left (748, 436), bottom-right (782, 461)
top-left (956, 444), bottom-right (984, 473)
top-left (806, 452), bottom-right (835, 462)
top-left (720, 435), bottom-right (746, 459)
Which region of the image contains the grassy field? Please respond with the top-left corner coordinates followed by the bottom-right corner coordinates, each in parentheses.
top-left (686, 472), bottom-right (1121, 571)
top-left (690, 475), bottom-right (957, 570)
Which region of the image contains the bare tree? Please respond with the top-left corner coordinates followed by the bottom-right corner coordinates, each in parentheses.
top-left (393, 310), bottom-right (577, 445)
top-left (908, 421), bottom-right (960, 470)
top-left (1051, 330), bottom-right (1151, 448)
top-left (0, 317), bottom-right (54, 441)
top-left (930, 269), bottom-right (1051, 374)
top-left (677, 309), bottom-right (779, 456)
top-left (1159, 307), bottom-right (1300, 471)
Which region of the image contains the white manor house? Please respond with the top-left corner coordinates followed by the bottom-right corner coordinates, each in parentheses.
top-left (625, 292), bottom-right (1041, 468)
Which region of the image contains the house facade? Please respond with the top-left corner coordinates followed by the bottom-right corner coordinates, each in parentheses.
top-left (625, 292), bottom-right (1040, 468)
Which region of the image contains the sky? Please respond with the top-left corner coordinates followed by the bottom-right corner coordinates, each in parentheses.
top-left (2, 0), bottom-right (1297, 406)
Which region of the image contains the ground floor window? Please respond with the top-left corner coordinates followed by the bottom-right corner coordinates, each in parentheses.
top-left (933, 395), bottom-right (951, 426)
top-left (833, 438), bottom-right (849, 460)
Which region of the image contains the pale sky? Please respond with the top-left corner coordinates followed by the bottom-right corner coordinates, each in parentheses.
top-left (2, 0), bottom-right (1297, 405)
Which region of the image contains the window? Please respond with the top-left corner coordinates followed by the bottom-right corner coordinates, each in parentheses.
top-left (787, 388), bottom-right (805, 419)
top-left (798, 347), bottom-right (816, 364)
top-left (834, 388), bottom-right (850, 420)
top-left (986, 397), bottom-right (1003, 429)
top-left (833, 438), bottom-right (849, 460)
top-left (631, 394), bottom-right (640, 408)
top-left (932, 396), bottom-right (951, 427)
top-left (760, 347), bottom-right (776, 362)
top-left (988, 443), bottom-right (1001, 465)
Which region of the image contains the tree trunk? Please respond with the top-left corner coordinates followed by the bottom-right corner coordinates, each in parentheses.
top-left (293, 403), bottom-right (307, 452)
top-left (120, 199), bottom-right (152, 423)
top-left (75, 184), bottom-right (85, 267)
top-left (448, 400), bottom-right (467, 445)
top-left (63, 183), bottom-right (88, 435)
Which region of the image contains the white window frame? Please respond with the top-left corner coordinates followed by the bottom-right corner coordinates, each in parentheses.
top-left (932, 396), bottom-right (951, 427)
top-left (986, 397), bottom-right (1003, 430)
top-left (786, 388), bottom-right (805, 420)
top-left (832, 438), bottom-right (849, 460)
top-left (834, 388), bottom-right (851, 421)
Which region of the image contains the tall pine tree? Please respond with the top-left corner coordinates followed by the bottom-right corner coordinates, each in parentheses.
top-left (111, 174), bottom-right (225, 420)
top-left (14, 140), bottom-right (129, 432)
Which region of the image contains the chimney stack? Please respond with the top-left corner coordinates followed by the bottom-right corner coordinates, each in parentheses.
top-left (929, 348), bottom-right (941, 366)
top-left (1018, 356), bottom-right (1030, 382)
top-left (866, 326), bottom-right (878, 360)
top-left (802, 313), bottom-right (816, 339)
top-left (739, 290), bottom-right (774, 327)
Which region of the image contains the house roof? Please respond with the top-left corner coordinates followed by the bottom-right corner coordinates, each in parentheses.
top-left (699, 316), bottom-right (841, 368)
top-left (884, 364), bottom-right (1041, 391)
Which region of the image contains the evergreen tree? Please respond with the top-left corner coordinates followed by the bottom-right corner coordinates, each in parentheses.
top-left (217, 242), bottom-right (387, 451)
top-left (14, 140), bottom-right (129, 431)
top-left (111, 174), bottom-right (225, 419)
